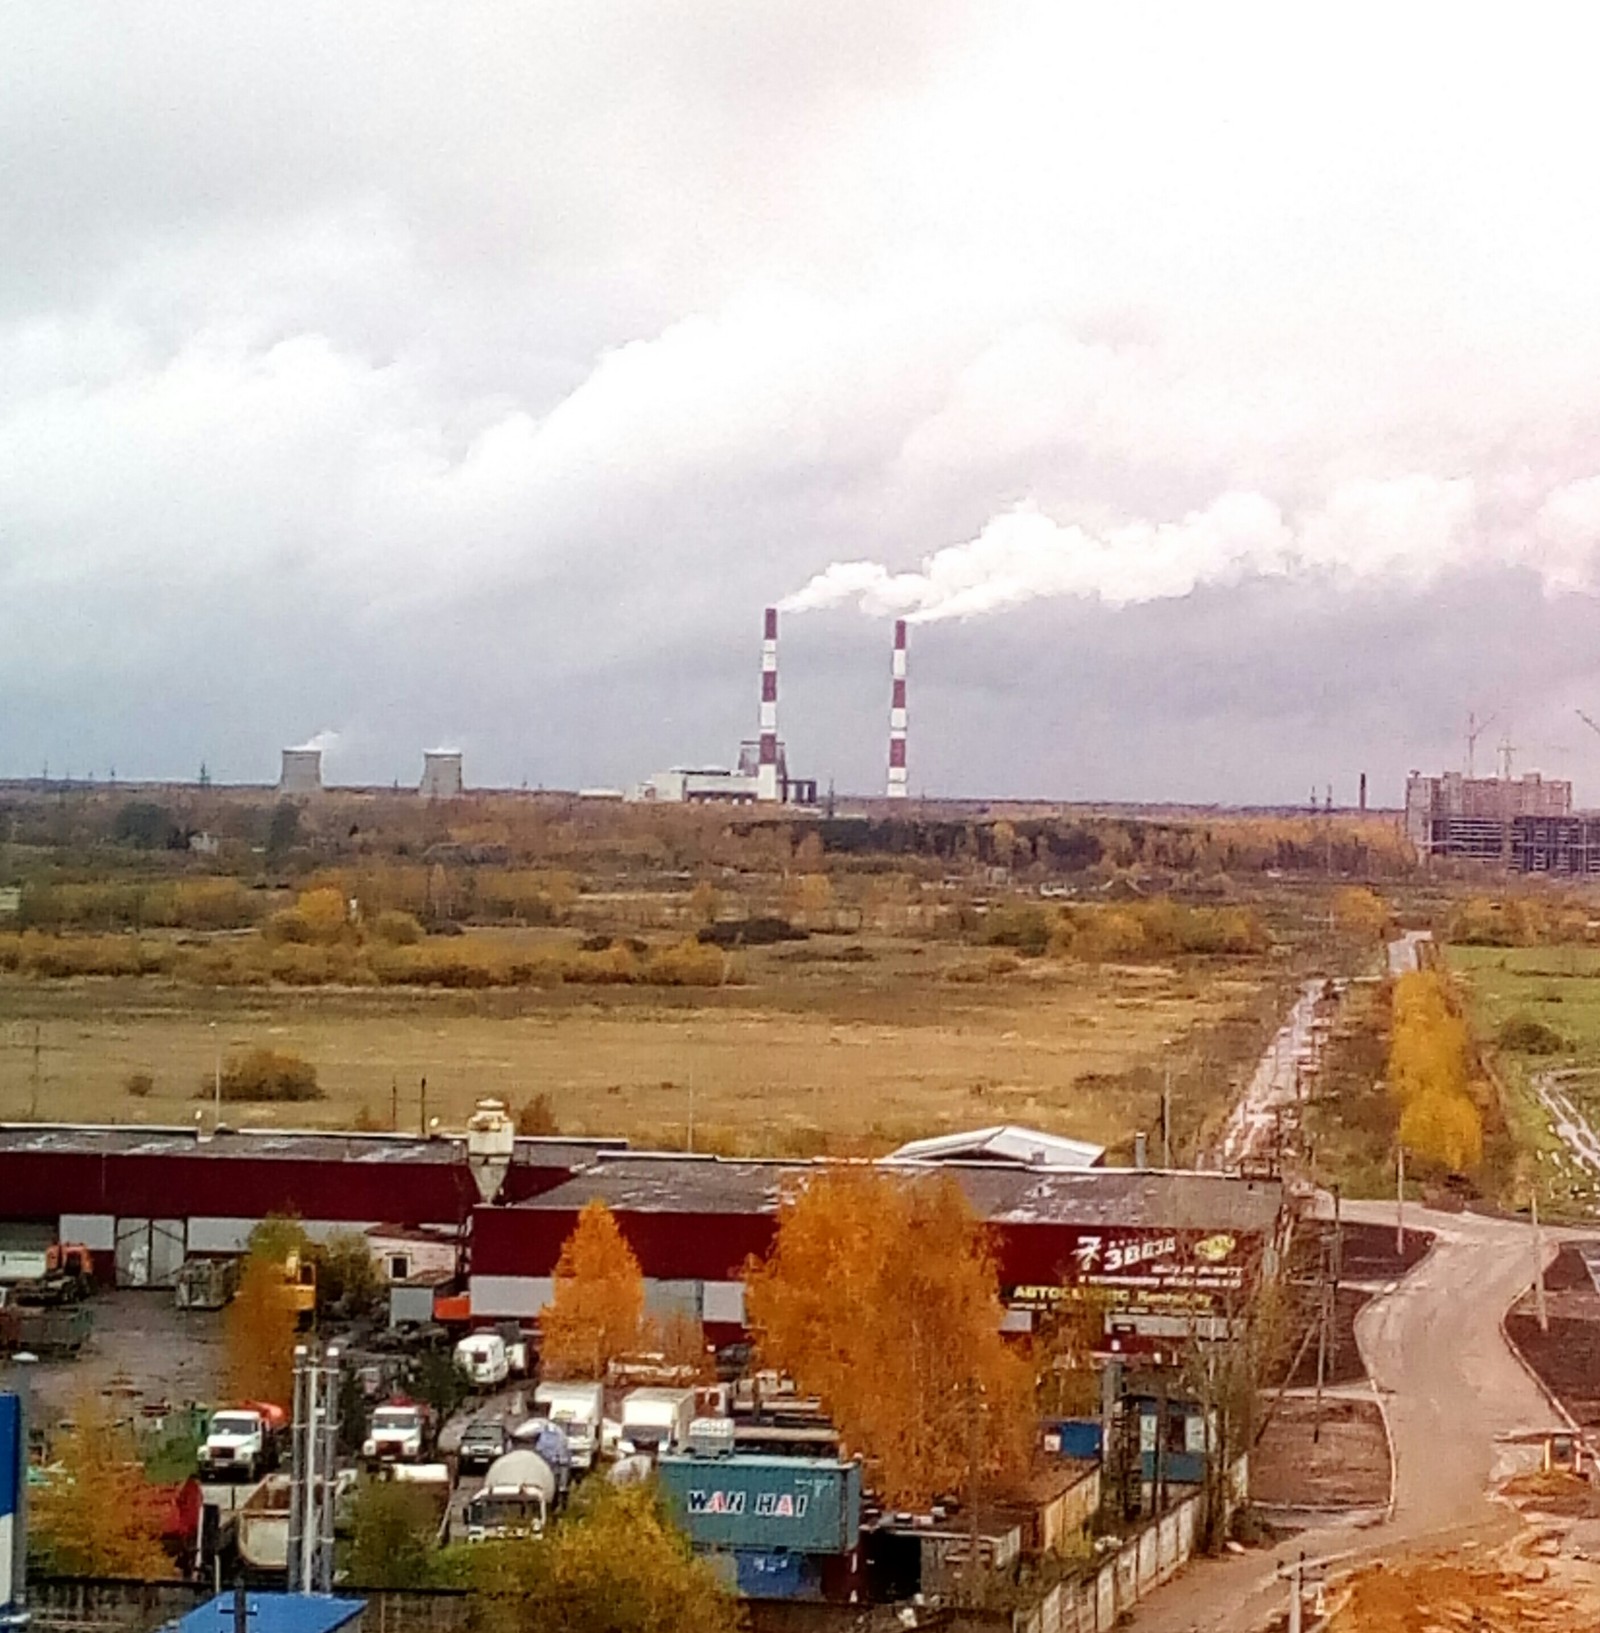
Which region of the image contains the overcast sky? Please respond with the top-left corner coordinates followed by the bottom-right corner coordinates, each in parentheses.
top-left (7, 6), bottom-right (1600, 803)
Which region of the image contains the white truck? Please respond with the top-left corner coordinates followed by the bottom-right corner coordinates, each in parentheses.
top-left (617, 1387), bottom-right (696, 1458)
top-left (362, 1401), bottom-right (432, 1466)
top-left (461, 1449), bottom-right (557, 1543)
top-left (533, 1381), bottom-right (604, 1472)
top-left (197, 1403), bottom-right (286, 1482)
top-left (455, 1331), bottom-right (528, 1388)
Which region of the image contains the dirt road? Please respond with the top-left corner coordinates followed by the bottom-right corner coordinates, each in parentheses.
top-left (1130, 1200), bottom-right (1569, 1632)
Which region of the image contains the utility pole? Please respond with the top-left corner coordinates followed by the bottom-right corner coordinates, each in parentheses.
top-left (1287, 1553), bottom-right (1304, 1633)
top-left (1162, 1067), bottom-right (1172, 1168)
top-left (210, 1022), bottom-right (221, 1129)
top-left (418, 1076), bottom-right (427, 1139)
top-left (1533, 1190), bottom-right (1549, 1336)
top-left (29, 1025), bottom-right (41, 1121)
top-left (1312, 1232), bottom-right (1329, 1445)
top-left (1396, 1144), bottom-right (1406, 1258)
top-left (1329, 1186), bottom-right (1343, 1382)
top-left (687, 1066), bottom-right (696, 1155)
top-left (390, 1077), bottom-right (398, 1132)
top-left (965, 1377), bottom-right (983, 1599)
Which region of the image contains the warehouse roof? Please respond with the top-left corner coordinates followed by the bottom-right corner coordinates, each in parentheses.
top-left (0, 1123), bottom-right (621, 1169)
top-left (886, 1125), bottom-right (1105, 1169)
top-left (516, 1154), bottom-right (1282, 1232)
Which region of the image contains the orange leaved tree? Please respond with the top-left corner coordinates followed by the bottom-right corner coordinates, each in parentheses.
top-left (744, 1168), bottom-right (1033, 1509)
top-left (31, 1395), bottom-right (175, 1577)
top-left (539, 1200), bottom-right (646, 1379)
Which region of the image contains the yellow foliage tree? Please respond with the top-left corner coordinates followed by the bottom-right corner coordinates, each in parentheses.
top-left (1332, 886), bottom-right (1389, 941)
top-left (539, 1200), bottom-right (646, 1379)
top-left (1388, 970), bottom-right (1485, 1174)
top-left (744, 1169), bottom-right (1034, 1509)
top-left (31, 1395), bottom-right (175, 1577)
top-left (296, 886), bottom-right (350, 942)
top-left (225, 1250), bottom-right (300, 1406)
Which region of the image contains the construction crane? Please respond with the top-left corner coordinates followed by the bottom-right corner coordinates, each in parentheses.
top-left (1576, 707), bottom-right (1600, 745)
top-left (1466, 710), bottom-right (1497, 779)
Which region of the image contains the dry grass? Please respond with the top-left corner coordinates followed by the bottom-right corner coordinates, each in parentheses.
top-left (0, 934), bottom-right (1272, 1157)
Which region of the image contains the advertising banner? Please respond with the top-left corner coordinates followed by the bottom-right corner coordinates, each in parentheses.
top-left (0, 1391), bottom-right (20, 1624)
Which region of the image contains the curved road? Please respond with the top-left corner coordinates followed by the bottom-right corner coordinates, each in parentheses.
top-left (1131, 1200), bottom-right (1570, 1632)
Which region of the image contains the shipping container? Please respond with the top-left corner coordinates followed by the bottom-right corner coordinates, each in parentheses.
top-left (657, 1454), bottom-right (861, 1555)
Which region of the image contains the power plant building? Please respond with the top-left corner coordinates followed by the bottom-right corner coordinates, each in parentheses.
top-left (279, 747), bottom-right (323, 794)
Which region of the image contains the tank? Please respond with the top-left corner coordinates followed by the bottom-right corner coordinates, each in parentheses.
top-left (656, 1454), bottom-right (862, 1555)
top-left (463, 1450), bottom-right (557, 1542)
top-left (510, 1418), bottom-right (573, 1496)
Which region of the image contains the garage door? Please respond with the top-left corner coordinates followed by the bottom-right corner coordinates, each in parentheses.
top-left (115, 1219), bottom-right (187, 1288)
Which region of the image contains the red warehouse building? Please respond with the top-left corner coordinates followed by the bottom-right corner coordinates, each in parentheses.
top-left (467, 1154), bottom-right (1287, 1344)
top-left (0, 1122), bottom-right (621, 1286)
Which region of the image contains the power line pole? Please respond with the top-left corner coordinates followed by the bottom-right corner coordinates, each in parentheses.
top-left (29, 1026), bottom-right (41, 1121)
top-left (1396, 1144), bottom-right (1406, 1258)
top-left (1532, 1190), bottom-right (1549, 1336)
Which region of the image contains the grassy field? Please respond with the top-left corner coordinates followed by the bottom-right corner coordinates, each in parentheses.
top-left (0, 934), bottom-right (1280, 1159)
top-left (1444, 944), bottom-right (1590, 1204)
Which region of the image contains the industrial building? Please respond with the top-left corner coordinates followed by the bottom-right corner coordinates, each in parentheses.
top-left (419, 749), bottom-right (464, 800)
top-left (0, 1117), bottom-right (620, 1287)
top-left (467, 1153), bottom-right (1285, 1344)
top-left (633, 608), bottom-right (817, 805)
top-left (1404, 770), bottom-right (1600, 871)
top-left (277, 748), bottom-right (322, 794)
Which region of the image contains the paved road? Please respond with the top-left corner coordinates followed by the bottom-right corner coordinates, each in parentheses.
top-left (1130, 1200), bottom-right (1569, 1632)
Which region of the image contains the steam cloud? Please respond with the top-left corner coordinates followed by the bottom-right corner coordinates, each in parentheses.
top-left (290, 729), bottom-right (342, 756)
top-left (780, 476), bottom-right (1598, 622)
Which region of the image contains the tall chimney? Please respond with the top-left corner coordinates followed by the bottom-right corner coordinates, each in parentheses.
top-left (1359, 771), bottom-right (1368, 813)
top-left (757, 606), bottom-right (780, 802)
top-left (887, 619), bottom-right (908, 800)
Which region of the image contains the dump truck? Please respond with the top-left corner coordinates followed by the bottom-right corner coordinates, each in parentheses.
top-left (197, 1403), bottom-right (286, 1482)
top-left (0, 1239), bottom-right (95, 1305)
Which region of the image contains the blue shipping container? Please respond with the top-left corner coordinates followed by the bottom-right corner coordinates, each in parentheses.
top-left (658, 1455), bottom-right (862, 1555)
top-left (1043, 1418), bottom-right (1102, 1459)
top-left (733, 1549), bottom-right (822, 1601)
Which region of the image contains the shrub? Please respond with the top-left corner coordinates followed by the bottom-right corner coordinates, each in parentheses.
top-left (982, 903), bottom-right (1051, 956)
top-left (124, 1071), bottom-right (154, 1099)
top-left (644, 938), bottom-right (726, 987)
top-left (517, 1093), bottom-right (559, 1136)
top-left (1497, 1015), bottom-right (1566, 1055)
top-left (372, 911), bottom-right (423, 946)
top-left (697, 915), bottom-right (806, 948)
top-left (207, 1047), bottom-right (322, 1103)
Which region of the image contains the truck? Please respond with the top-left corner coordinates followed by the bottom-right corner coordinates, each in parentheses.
top-left (656, 1452), bottom-right (863, 1556)
top-left (362, 1400), bottom-right (433, 1466)
top-left (618, 1387), bottom-right (696, 1458)
top-left (511, 1417), bottom-right (573, 1503)
top-left (461, 1449), bottom-right (557, 1543)
top-left (0, 1288), bottom-right (91, 1356)
top-left (533, 1381), bottom-right (603, 1472)
top-left (455, 1331), bottom-right (528, 1388)
top-left (197, 1403), bottom-right (286, 1482)
top-left (237, 1468), bottom-right (358, 1573)
top-left (0, 1240), bottom-right (94, 1304)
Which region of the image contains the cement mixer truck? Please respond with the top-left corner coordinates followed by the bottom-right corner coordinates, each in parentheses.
top-left (461, 1449), bottom-right (557, 1543)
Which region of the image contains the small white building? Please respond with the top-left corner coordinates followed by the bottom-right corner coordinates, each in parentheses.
top-left (420, 750), bottom-right (464, 800)
top-left (885, 1125), bottom-right (1106, 1170)
top-left (365, 1223), bottom-right (458, 1283)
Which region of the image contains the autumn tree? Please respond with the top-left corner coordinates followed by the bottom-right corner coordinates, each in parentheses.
top-left (31, 1395), bottom-right (175, 1577)
top-left (468, 1481), bottom-right (741, 1633)
top-left (744, 1168), bottom-right (1034, 1509)
top-left (225, 1249), bottom-right (300, 1405)
top-left (346, 1479), bottom-right (438, 1588)
top-left (1388, 970), bottom-right (1485, 1174)
top-left (539, 1200), bottom-right (646, 1379)
top-left (1332, 886), bottom-right (1390, 942)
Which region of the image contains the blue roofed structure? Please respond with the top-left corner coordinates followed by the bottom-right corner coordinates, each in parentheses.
top-left (172, 1594), bottom-right (365, 1633)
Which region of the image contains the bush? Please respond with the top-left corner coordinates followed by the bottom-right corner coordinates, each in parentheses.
top-left (697, 915), bottom-right (806, 948)
top-left (982, 903), bottom-right (1051, 956)
top-left (1497, 1015), bottom-right (1567, 1055)
top-left (207, 1047), bottom-right (322, 1103)
top-left (372, 911), bottom-right (423, 946)
top-left (644, 938), bottom-right (726, 987)
top-left (123, 1071), bottom-right (154, 1099)
top-left (517, 1093), bottom-right (559, 1136)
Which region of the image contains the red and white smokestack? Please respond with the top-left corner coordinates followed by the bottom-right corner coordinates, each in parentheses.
top-left (758, 605), bottom-right (780, 802)
top-left (887, 619), bottom-right (908, 799)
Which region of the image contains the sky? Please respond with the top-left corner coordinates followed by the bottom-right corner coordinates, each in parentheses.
top-left (7, 5), bottom-right (1600, 803)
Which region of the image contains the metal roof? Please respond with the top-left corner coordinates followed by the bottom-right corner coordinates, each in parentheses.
top-left (0, 1124), bottom-right (619, 1169)
top-left (173, 1594), bottom-right (365, 1633)
top-left (517, 1154), bottom-right (1282, 1232)
top-left (885, 1125), bottom-right (1105, 1169)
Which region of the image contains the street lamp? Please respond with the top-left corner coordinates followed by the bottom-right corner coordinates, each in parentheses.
top-left (210, 1021), bottom-right (221, 1129)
